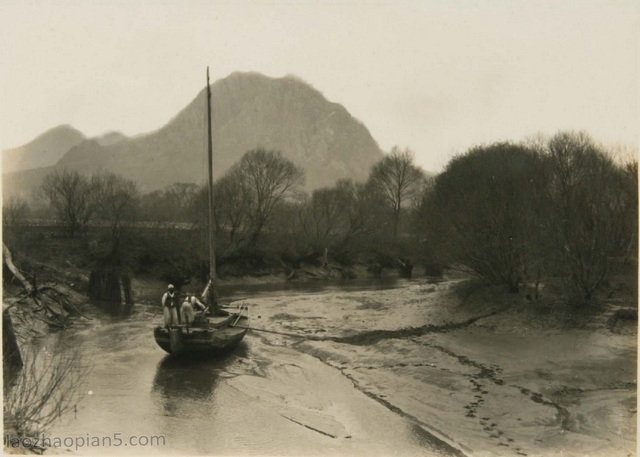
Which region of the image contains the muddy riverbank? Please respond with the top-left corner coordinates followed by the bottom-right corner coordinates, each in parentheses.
top-left (239, 278), bottom-right (637, 457)
top-left (30, 279), bottom-right (456, 457)
top-left (5, 274), bottom-right (636, 456)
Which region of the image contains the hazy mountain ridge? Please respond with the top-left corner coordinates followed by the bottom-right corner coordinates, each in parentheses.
top-left (95, 131), bottom-right (128, 147)
top-left (2, 125), bottom-right (86, 174)
top-left (4, 72), bottom-right (384, 198)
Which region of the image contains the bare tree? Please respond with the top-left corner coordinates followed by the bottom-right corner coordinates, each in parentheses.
top-left (40, 170), bottom-right (93, 238)
top-left (3, 196), bottom-right (30, 231)
top-left (368, 147), bottom-right (425, 238)
top-left (138, 189), bottom-right (173, 227)
top-left (232, 148), bottom-right (305, 247)
top-left (4, 344), bottom-right (90, 438)
top-left (164, 183), bottom-right (200, 222)
top-left (90, 171), bottom-right (139, 256)
top-left (212, 174), bottom-right (254, 249)
top-left (296, 186), bottom-right (350, 252)
top-left (139, 183), bottom-right (200, 227)
top-left (328, 179), bottom-right (390, 248)
top-left (290, 178), bottom-right (389, 258)
top-left (545, 131), bottom-right (633, 301)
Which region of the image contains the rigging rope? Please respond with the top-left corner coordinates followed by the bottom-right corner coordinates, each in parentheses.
top-left (233, 325), bottom-right (323, 340)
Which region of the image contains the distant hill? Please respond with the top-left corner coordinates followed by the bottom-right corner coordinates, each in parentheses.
top-left (4, 72), bottom-right (384, 199)
top-left (2, 125), bottom-right (86, 174)
top-left (94, 131), bottom-right (127, 147)
top-left (2, 166), bottom-right (55, 201)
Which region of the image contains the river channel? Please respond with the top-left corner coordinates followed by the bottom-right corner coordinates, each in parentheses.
top-left (44, 278), bottom-right (454, 456)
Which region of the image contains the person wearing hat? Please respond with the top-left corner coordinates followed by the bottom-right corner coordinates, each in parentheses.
top-left (161, 284), bottom-right (180, 327)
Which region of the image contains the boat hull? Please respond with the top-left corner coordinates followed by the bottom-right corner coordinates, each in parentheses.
top-left (153, 315), bottom-right (249, 355)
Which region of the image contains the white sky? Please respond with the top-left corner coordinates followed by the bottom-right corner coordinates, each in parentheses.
top-left (1, 0), bottom-right (638, 172)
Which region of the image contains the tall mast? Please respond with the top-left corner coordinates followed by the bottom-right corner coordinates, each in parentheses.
top-left (206, 67), bottom-right (219, 313)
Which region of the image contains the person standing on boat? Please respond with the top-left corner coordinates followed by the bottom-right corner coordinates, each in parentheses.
top-left (181, 293), bottom-right (206, 326)
top-left (162, 284), bottom-right (180, 327)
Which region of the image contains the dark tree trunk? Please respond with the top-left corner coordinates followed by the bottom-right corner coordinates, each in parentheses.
top-left (89, 270), bottom-right (134, 315)
top-left (3, 308), bottom-right (23, 389)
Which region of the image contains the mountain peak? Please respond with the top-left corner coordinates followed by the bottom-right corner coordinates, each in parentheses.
top-left (4, 72), bottom-right (383, 197)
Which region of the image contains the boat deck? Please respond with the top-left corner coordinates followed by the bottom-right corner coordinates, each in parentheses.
top-left (208, 315), bottom-right (234, 328)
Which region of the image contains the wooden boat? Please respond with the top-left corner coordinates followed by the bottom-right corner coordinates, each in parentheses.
top-left (153, 68), bottom-right (249, 355)
top-left (153, 305), bottom-right (249, 355)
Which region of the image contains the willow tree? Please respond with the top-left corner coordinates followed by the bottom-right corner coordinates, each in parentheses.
top-left (422, 142), bottom-right (547, 292)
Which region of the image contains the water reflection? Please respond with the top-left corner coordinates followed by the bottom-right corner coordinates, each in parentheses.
top-left (44, 277), bottom-right (454, 456)
top-left (151, 345), bottom-right (249, 415)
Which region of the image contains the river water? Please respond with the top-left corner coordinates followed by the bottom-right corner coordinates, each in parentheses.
top-left (44, 279), bottom-right (453, 456)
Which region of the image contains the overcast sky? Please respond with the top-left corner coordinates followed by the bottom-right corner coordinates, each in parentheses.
top-left (1, 0), bottom-right (638, 173)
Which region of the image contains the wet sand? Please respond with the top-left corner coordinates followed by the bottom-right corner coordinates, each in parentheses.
top-left (237, 279), bottom-right (637, 457)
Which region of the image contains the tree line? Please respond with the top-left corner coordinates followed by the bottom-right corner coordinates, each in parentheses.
top-left (415, 132), bottom-right (637, 303)
top-left (4, 131), bottom-right (637, 304)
